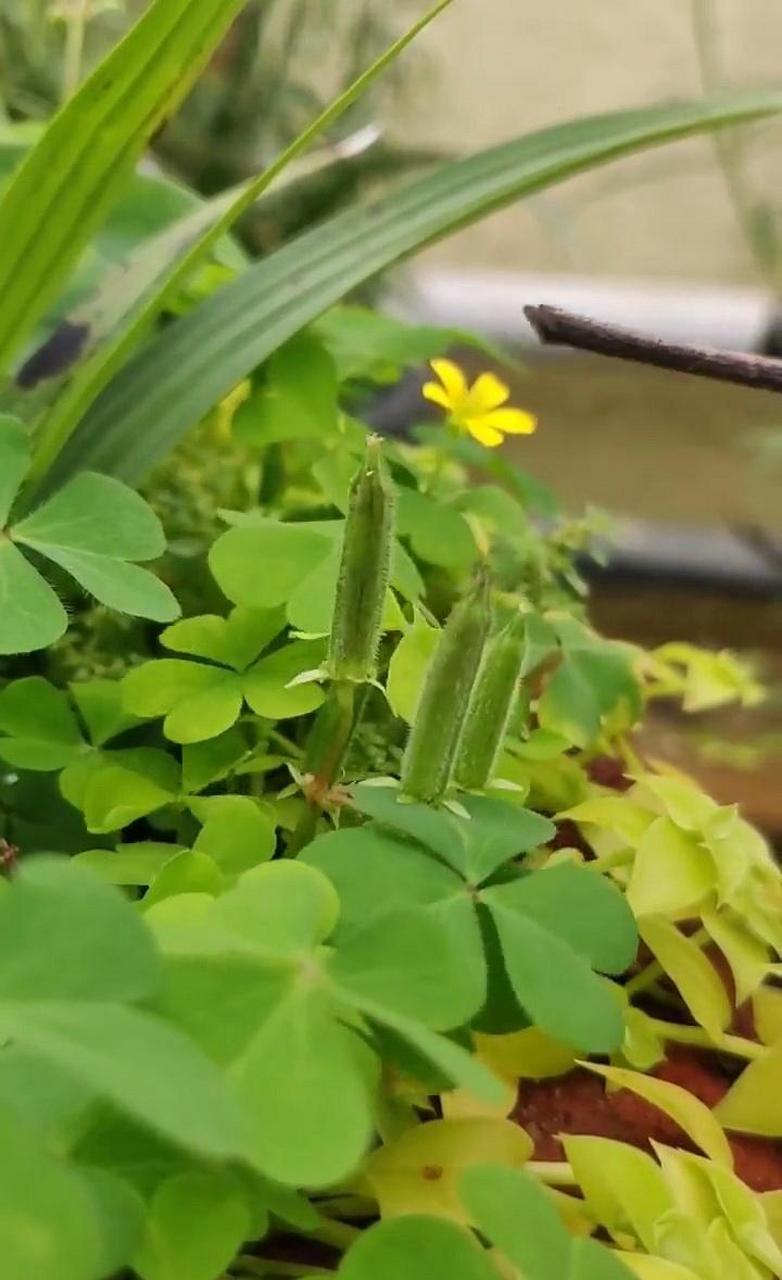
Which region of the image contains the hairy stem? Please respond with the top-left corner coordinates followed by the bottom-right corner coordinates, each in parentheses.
top-left (286, 681), bottom-right (361, 855)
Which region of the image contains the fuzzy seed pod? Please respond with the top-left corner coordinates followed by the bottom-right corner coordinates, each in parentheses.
top-left (454, 611), bottom-right (527, 790)
top-left (400, 570), bottom-right (492, 803)
top-left (327, 436), bottom-right (395, 683)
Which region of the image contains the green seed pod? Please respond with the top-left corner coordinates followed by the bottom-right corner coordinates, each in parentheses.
top-left (454, 610), bottom-right (527, 790)
top-left (400, 571), bottom-right (492, 803)
top-left (327, 436), bottom-right (395, 683)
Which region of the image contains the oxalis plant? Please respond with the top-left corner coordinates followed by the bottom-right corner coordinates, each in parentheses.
top-left (1, 323), bottom-right (781, 1280)
top-left (1, 2), bottom-right (782, 1279)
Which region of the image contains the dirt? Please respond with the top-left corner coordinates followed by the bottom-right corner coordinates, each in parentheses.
top-left (512, 1047), bottom-right (782, 1192)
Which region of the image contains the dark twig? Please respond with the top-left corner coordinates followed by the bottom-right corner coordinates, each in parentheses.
top-left (524, 304), bottom-right (782, 396)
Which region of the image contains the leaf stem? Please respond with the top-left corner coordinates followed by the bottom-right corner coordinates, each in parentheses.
top-left (625, 926), bottom-right (710, 998)
top-left (527, 1160), bottom-right (579, 1187)
top-left (236, 1259), bottom-right (334, 1278)
top-left (647, 1016), bottom-right (767, 1061)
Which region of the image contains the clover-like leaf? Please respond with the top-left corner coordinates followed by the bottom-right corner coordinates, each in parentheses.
top-left (338, 1214), bottom-right (500, 1280)
top-left (304, 799), bottom-right (636, 1052)
top-left (0, 419), bottom-right (179, 654)
top-left (133, 1169), bottom-right (250, 1280)
top-left (537, 618), bottom-right (642, 748)
top-left (123, 607), bottom-right (323, 742)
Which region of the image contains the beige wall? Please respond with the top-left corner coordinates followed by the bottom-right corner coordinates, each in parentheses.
top-left (392, 0), bottom-right (782, 285)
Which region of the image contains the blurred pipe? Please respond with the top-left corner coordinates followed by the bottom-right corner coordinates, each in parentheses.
top-left (383, 269), bottom-right (775, 354)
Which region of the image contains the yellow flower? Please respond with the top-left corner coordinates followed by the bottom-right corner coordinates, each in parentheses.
top-left (422, 359), bottom-right (537, 448)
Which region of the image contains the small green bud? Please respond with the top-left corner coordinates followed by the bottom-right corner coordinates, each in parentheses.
top-left (454, 611), bottom-right (527, 790)
top-left (400, 570), bottom-right (492, 803)
top-left (327, 436), bottom-right (395, 683)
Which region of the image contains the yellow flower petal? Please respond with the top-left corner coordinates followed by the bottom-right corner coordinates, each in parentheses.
top-left (422, 381), bottom-right (455, 411)
top-left (464, 372), bottom-right (510, 414)
top-left (468, 420), bottom-right (504, 448)
top-left (482, 407), bottom-right (538, 436)
top-left (430, 358), bottom-right (468, 404)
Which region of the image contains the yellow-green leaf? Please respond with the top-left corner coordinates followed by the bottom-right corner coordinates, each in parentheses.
top-left (701, 910), bottom-right (770, 1006)
top-left (563, 1135), bottom-right (671, 1252)
top-left (638, 918), bottom-right (731, 1039)
top-left (715, 1043), bottom-right (782, 1137)
top-left (363, 1118), bottom-right (533, 1225)
top-left (627, 818), bottom-right (715, 919)
top-left (584, 1064), bottom-right (733, 1167)
top-left (753, 987), bottom-right (782, 1047)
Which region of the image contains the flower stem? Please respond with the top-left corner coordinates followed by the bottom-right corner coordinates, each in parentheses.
top-left (286, 681), bottom-right (360, 855)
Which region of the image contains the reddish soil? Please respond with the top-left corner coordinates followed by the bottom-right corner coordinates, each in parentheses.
top-left (512, 1047), bottom-right (782, 1192)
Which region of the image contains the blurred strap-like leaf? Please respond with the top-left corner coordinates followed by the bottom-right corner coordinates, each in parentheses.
top-left (0, 0), bottom-right (249, 376)
top-left (23, 0), bottom-right (452, 492)
top-left (48, 87), bottom-right (782, 487)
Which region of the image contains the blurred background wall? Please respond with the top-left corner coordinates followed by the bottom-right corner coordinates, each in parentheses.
top-left (393, 0), bottom-right (782, 286)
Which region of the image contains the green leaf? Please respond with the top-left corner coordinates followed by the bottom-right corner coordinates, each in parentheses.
top-left (26, 1), bottom-right (448, 490)
top-left (396, 488), bottom-right (477, 570)
top-left (212, 861), bottom-right (340, 956)
top-left (208, 520), bottom-right (331, 610)
top-left (242, 639), bottom-right (326, 719)
top-left (0, 676), bottom-right (83, 769)
top-left (76, 748), bottom-right (180, 833)
top-left (0, 0), bottom-right (249, 374)
top-left (162, 607), bottom-right (285, 671)
top-left (387, 610), bottom-right (441, 726)
top-left (233, 985), bottom-right (377, 1187)
top-left (143, 851), bottom-right (223, 910)
top-left (1, 1002), bottom-right (249, 1162)
top-left (0, 538), bottom-right (67, 654)
top-left (71, 678), bottom-right (138, 748)
top-left (0, 856), bottom-right (159, 1003)
top-left (57, 90), bottom-right (782, 485)
top-left (134, 1170), bottom-right (250, 1280)
top-left (0, 414), bottom-right (30, 523)
top-left (338, 1215), bottom-right (499, 1280)
top-left (123, 659), bottom-right (243, 743)
top-left (13, 472), bottom-right (165, 559)
top-left (181, 728), bottom-right (248, 794)
top-left (0, 1103), bottom-right (105, 1280)
top-left (331, 906), bottom-right (480, 1030)
top-left (460, 1163), bottom-right (571, 1279)
top-left (489, 865), bottom-right (638, 974)
top-left (484, 896), bottom-right (625, 1052)
top-left (43, 549), bottom-right (179, 622)
top-left (193, 797), bottom-right (276, 876)
top-left (73, 843), bottom-right (184, 887)
top-left (236, 332), bottom-right (339, 445)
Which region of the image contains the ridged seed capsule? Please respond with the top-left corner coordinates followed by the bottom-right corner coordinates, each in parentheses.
top-left (454, 610), bottom-right (527, 791)
top-left (326, 436), bottom-right (395, 683)
top-left (400, 570), bottom-right (492, 803)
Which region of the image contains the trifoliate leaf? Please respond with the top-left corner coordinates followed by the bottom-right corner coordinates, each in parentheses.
top-left (208, 520), bottom-right (332, 610)
top-left (13, 472), bottom-right (165, 560)
top-left (0, 538), bottom-right (67, 653)
top-left (338, 1214), bottom-right (499, 1280)
top-left (134, 1170), bottom-right (250, 1280)
top-left (72, 844), bottom-right (184, 887)
top-left (76, 748), bottom-right (180, 833)
top-left (193, 795), bottom-right (276, 876)
top-left (396, 487), bottom-right (477, 570)
top-left (0, 676), bottom-right (83, 769)
top-left (242, 639), bottom-right (326, 719)
top-left (0, 856), bottom-right (159, 1003)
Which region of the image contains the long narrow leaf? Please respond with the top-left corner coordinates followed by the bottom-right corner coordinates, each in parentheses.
top-left (0, 0), bottom-right (248, 375)
top-left (48, 88), bottom-right (782, 488)
top-left (23, 0), bottom-right (451, 489)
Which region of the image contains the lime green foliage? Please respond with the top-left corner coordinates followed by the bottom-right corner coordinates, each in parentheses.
top-left (0, 3), bottom-right (781, 1276)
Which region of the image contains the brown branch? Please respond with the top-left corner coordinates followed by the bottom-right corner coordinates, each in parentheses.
top-left (524, 304), bottom-right (782, 396)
